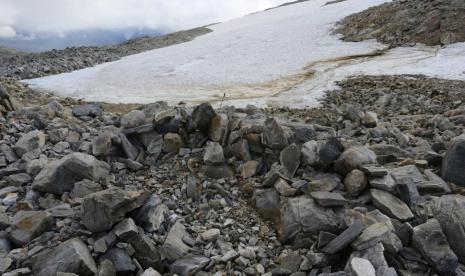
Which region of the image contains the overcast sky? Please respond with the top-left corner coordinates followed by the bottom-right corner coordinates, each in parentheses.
top-left (0, 0), bottom-right (290, 39)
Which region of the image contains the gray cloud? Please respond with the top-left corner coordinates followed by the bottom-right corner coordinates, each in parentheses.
top-left (0, 0), bottom-right (290, 38)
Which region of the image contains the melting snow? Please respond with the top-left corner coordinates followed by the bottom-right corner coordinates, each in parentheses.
top-left (25, 0), bottom-right (465, 108)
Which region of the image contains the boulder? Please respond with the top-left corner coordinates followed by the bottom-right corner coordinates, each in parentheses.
top-left (279, 196), bottom-right (340, 242)
top-left (163, 222), bottom-right (192, 261)
top-left (101, 248), bottom-right (136, 275)
top-left (82, 188), bottom-right (149, 232)
top-left (14, 130), bottom-right (46, 157)
top-left (9, 210), bottom-right (53, 246)
top-left (262, 118), bottom-right (288, 150)
top-left (253, 189), bottom-right (281, 224)
top-left (230, 140), bottom-right (252, 161)
top-left (32, 238), bottom-right (97, 276)
top-left (33, 153), bottom-right (110, 195)
top-left (120, 110), bottom-right (146, 129)
top-left (413, 219), bottom-right (458, 275)
top-left (370, 189), bottom-right (414, 221)
top-left (318, 138), bottom-right (344, 167)
top-left (127, 233), bottom-right (161, 269)
top-left (335, 146), bottom-right (377, 175)
top-left (280, 143), bottom-right (300, 178)
top-left (432, 195), bottom-right (465, 263)
top-left (442, 140), bottom-right (465, 186)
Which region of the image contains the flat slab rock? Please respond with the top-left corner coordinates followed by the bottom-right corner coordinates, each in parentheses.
top-left (310, 191), bottom-right (347, 207)
top-left (370, 189), bottom-right (414, 221)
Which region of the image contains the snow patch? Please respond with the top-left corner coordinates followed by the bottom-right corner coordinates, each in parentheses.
top-left (24, 0), bottom-right (465, 108)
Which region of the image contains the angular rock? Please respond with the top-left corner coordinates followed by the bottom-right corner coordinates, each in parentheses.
top-left (253, 189), bottom-right (281, 224)
top-left (192, 103), bottom-right (216, 134)
top-left (120, 110), bottom-right (146, 129)
top-left (92, 133), bottom-right (112, 156)
top-left (82, 188), bottom-right (149, 232)
top-left (9, 211), bottom-right (53, 246)
top-left (368, 174), bottom-right (396, 193)
top-left (442, 140), bottom-right (465, 186)
top-left (101, 248), bottom-right (136, 275)
top-left (352, 223), bottom-right (390, 251)
top-left (127, 233), bottom-right (161, 269)
top-left (33, 152), bottom-right (110, 195)
top-left (311, 191), bottom-right (347, 207)
top-left (280, 196), bottom-right (340, 242)
top-left (113, 218), bottom-right (138, 241)
top-left (344, 169), bottom-right (368, 197)
top-left (162, 133), bottom-right (184, 153)
top-left (72, 104), bottom-right (102, 117)
top-left (163, 222), bottom-right (192, 261)
top-left (170, 255), bottom-right (209, 276)
top-left (361, 111), bottom-right (378, 128)
top-left (301, 140), bottom-right (319, 166)
top-left (209, 113), bottom-right (229, 144)
top-left (118, 133), bottom-right (139, 160)
top-left (134, 198), bottom-right (168, 233)
top-left (432, 195), bottom-right (465, 263)
top-left (396, 178), bottom-right (420, 207)
top-left (240, 160), bottom-right (260, 178)
top-left (280, 143), bottom-right (300, 178)
top-left (262, 118), bottom-right (288, 150)
top-left (323, 221), bottom-right (365, 254)
top-left (318, 138), bottom-right (344, 167)
top-left (335, 146), bottom-right (377, 175)
top-left (371, 189), bottom-right (414, 221)
top-left (203, 142), bottom-right (225, 165)
top-left (141, 268), bottom-right (162, 276)
top-left (200, 228), bottom-right (220, 242)
top-left (32, 238), bottom-right (97, 276)
top-left (14, 130), bottom-right (46, 157)
top-left (413, 219), bottom-right (458, 275)
top-left (70, 179), bottom-right (102, 198)
top-left (275, 178), bottom-right (297, 197)
top-left (230, 139), bottom-right (252, 161)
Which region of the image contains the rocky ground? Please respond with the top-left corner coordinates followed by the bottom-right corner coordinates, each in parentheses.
top-left (0, 27), bottom-right (211, 80)
top-left (335, 0), bottom-right (465, 47)
top-left (0, 73), bottom-right (465, 276)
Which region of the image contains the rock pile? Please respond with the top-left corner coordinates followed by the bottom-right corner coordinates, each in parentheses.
top-left (0, 74), bottom-right (465, 275)
top-left (335, 0), bottom-right (465, 46)
top-left (0, 27), bottom-right (211, 80)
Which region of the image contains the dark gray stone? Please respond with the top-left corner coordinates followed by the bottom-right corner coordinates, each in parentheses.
top-left (413, 219), bottom-right (458, 275)
top-left (169, 255), bottom-right (209, 276)
top-left (262, 118), bottom-right (288, 150)
top-left (280, 143), bottom-right (300, 178)
top-left (72, 104), bottom-right (102, 117)
top-left (371, 189), bottom-right (414, 221)
top-left (323, 221), bottom-right (365, 254)
top-left (192, 103), bottom-right (216, 134)
top-left (101, 248), bottom-right (136, 275)
top-left (442, 140), bottom-right (465, 186)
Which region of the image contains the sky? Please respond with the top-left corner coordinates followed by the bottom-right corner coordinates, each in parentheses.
top-left (0, 0), bottom-right (290, 40)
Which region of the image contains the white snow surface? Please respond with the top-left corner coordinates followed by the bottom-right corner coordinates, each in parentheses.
top-left (25, 0), bottom-right (465, 108)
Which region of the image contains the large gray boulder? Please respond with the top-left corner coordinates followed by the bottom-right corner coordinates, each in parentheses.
top-left (413, 219), bottom-right (458, 275)
top-left (14, 130), bottom-right (46, 157)
top-left (33, 153), bottom-right (110, 195)
top-left (9, 211), bottom-right (53, 246)
top-left (32, 238), bottom-right (97, 276)
top-left (163, 222), bottom-right (192, 261)
top-left (279, 196), bottom-right (341, 242)
top-left (82, 188), bottom-right (149, 232)
top-left (442, 140), bottom-right (465, 186)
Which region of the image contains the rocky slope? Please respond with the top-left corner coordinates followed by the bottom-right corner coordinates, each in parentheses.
top-left (0, 27), bottom-right (211, 80)
top-left (1, 74), bottom-right (465, 275)
top-left (335, 0), bottom-right (465, 46)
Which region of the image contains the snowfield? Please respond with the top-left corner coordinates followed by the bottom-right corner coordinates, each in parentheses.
top-left (25, 0), bottom-right (465, 108)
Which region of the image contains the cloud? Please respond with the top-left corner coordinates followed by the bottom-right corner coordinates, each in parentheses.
top-left (0, 0), bottom-right (291, 38)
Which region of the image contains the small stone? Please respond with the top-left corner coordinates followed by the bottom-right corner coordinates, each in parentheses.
top-left (275, 178), bottom-right (297, 197)
top-left (162, 133), bottom-right (184, 153)
top-left (370, 189), bottom-right (414, 221)
top-left (200, 228), bottom-right (220, 242)
top-left (344, 169), bottom-right (368, 197)
top-left (361, 111), bottom-right (378, 128)
top-left (349, 257), bottom-right (376, 276)
top-left (310, 191), bottom-right (347, 207)
top-left (220, 250), bottom-right (239, 262)
top-left (368, 174), bottom-right (396, 193)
